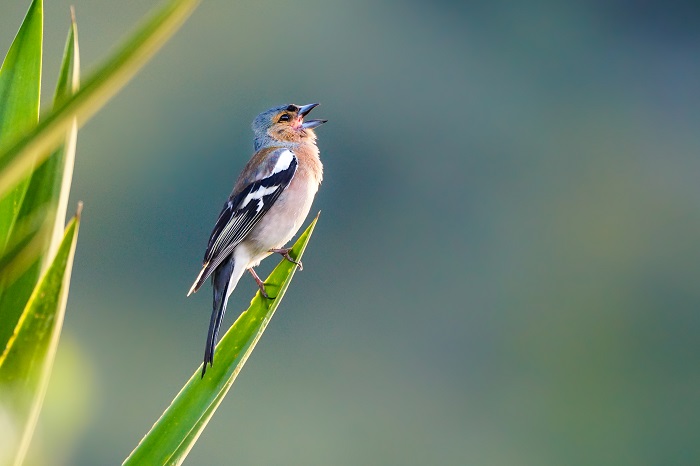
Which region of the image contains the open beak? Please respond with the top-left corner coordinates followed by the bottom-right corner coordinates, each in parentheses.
top-left (298, 103), bottom-right (319, 117)
top-left (299, 103), bottom-right (327, 129)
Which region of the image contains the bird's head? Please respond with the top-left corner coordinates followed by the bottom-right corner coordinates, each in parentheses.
top-left (252, 103), bottom-right (327, 150)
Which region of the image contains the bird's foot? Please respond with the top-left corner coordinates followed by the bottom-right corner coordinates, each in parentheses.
top-left (270, 248), bottom-right (303, 270)
top-left (248, 268), bottom-right (272, 299)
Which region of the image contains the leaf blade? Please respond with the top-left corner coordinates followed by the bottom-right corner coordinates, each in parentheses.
top-left (0, 10), bottom-right (79, 356)
top-left (0, 0), bottom-right (44, 360)
top-left (44, 9), bottom-right (80, 263)
top-left (0, 205), bottom-right (81, 466)
top-left (0, 0), bottom-right (42, 253)
top-left (123, 215), bottom-right (320, 466)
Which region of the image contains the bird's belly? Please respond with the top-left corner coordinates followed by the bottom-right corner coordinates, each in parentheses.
top-left (247, 177), bottom-right (317, 262)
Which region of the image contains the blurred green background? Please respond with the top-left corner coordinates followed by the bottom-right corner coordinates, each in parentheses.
top-left (3, 1), bottom-right (700, 464)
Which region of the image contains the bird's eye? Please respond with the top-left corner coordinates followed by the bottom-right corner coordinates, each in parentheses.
top-left (278, 114), bottom-right (291, 122)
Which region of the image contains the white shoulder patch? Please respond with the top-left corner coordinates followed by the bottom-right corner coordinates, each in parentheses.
top-left (272, 149), bottom-right (295, 175)
top-left (241, 185), bottom-right (279, 212)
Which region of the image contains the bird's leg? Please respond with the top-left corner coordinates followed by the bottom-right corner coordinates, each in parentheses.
top-left (248, 268), bottom-right (271, 299)
top-left (270, 248), bottom-right (303, 270)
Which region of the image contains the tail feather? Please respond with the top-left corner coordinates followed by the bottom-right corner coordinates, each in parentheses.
top-left (188, 261), bottom-right (212, 296)
top-left (201, 255), bottom-right (245, 377)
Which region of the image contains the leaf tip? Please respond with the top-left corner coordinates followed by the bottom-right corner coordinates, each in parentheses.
top-left (75, 201), bottom-right (83, 218)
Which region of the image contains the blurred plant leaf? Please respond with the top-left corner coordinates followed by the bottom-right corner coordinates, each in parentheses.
top-left (0, 207), bottom-right (52, 281)
top-left (25, 7), bottom-right (80, 265)
top-left (0, 9), bottom-right (80, 355)
top-left (0, 0), bottom-right (44, 358)
top-left (0, 0), bottom-right (42, 253)
top-left (0, 205), bottom-right (81, 466)
top-left (47, 7), bottom-right (80, 260)
top-left (123, 215), bottom-right (320, 466)
top-left (0, 0), bottom-right (200, 198)
top-left (0, 0), bottom-right (200, 463)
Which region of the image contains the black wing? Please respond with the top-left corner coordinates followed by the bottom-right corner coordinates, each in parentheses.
top-left (188, 149), bottom-right (298, 294)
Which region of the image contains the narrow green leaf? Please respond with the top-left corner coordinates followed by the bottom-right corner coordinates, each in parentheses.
top-left (0, 206), bottom-right (52, 280)
top-left (52, 8), bottom-right (80, 107)
top-left (0, 205), bottom-right (81, 466)
top-left (0, 0), bottom-right (200, 198)
top-left (0, 0), bottom-right (44, 361)
top-left (25, 9), bottom-right (80, 265)
top-left (0, 11), bottom-right (79, 355)
top-left (124, 215), bottom-right (320, 466)
top-left (0, 0), bottom-right (43, 254)
top-left (48, 9), bottom-right (81, 264)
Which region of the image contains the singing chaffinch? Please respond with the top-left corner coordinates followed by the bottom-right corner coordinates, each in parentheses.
top-left (188, 103), bottom-right (326, 376)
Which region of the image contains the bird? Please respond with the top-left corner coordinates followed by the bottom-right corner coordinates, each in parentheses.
top-left (188, 103), bottom-right (326, 377)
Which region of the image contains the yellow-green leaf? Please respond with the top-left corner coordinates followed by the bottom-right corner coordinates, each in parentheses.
top-left (123, 215), bottom-right (320, 466)
top-left (0, 205), bottom-right (81, 466)
top-left (27, 8), bottom-right (80, 264)
top-left (0, 206), bottom-right (52, 281)
top-left (0, 11), bottom-right (79, 356)
top-left (0, 0), bottom-right (42, 251)
top-left (0, 0), bottom-right (44, 358)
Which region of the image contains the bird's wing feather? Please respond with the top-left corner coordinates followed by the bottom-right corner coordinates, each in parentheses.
top-left (188, 148), bottom-right (298, 294)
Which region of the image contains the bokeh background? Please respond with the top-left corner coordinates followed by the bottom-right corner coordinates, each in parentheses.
top-left (2, 1), bottom-right (700, 464)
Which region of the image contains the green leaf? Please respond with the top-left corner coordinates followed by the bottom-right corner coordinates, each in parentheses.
top-left (0, 206), bottom-right (52, 281)
top-left (27, 8), bottom-right (80, 264)
top-left (0, 0), bottom-right (200, 198)
top-left (0, 0), bottom-right (44, 359)
top-left (0, 0), bottom-right (43, 258)
top-left (0, 205), bottom-right (81, 466)
top-left (123, 215), bottom-right (320, 466)
top-left (0, 11), bottom-right (79, 355)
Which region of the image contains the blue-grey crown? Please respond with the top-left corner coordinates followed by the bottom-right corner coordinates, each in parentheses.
top-left (252, 105), bottom-right (293, 133)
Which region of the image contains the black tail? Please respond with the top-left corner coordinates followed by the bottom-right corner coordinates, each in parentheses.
top-left (202, 256), bottom-right (235, 378)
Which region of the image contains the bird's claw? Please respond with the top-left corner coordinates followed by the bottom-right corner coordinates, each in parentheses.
top-left (248, 268), bottom-right (274, 299)
top-left (257, 284), bottom-right (271, 299)
top-left (270, 248), bottom-right (303, 270)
